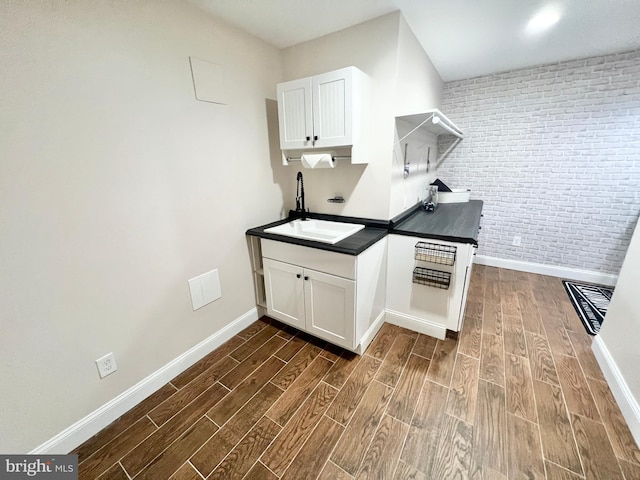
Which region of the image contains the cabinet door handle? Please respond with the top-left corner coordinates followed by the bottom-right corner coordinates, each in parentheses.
top-left (313, 135), bottom-right (318, 141)
top-left (296, 274), bottom-right (301, 279)
top-left (305, 136), bottom-right (310, 141)
top-left (304, 276), bottom-right (309, 281)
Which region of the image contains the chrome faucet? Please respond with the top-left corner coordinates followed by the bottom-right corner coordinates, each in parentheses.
top-left (295, 171), bottom-right (307, 220)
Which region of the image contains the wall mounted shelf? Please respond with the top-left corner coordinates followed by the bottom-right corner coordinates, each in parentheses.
top-left (395, 109), bottom-right (463, 145)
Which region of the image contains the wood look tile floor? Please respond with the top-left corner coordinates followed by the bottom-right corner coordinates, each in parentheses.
top-left (74, 266), bottom-right (640, 479)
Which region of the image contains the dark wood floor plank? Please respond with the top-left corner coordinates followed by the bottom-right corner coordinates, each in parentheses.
top-left (387, 354), bottom-right (431, 423)
top-left (274, 335), bottom-right (307, 362)
top-left (570, 333), bottom-right (606, 381)
top-left (365, 322), bottom-right (401, 360)
top-left (539, 306), bottom-right (575, 357)
top-left (191, 382), bottom-right (283, 477)
top-left (228, 324), bottom-right (279, 361)
top-left (355, 414), bottom-right (408, 480)
top-left (555, 354), bottom-right (600, 421)
top-left (503, 314), bottom-right (527, 357)
top-left (375, 334), bottom-right (416, 387)
top-left (479, 333), bottom-right (505, 387)
top-left (266, 356), bottom-right (333, 426)
top-left (220, 336), bottom-right (287, 390)
top-left (120, 382), bottom-right (228, 478)
top-left (426, 338), bottom-right (458, 387)
top-left (483, 268), bottom-right (503, 336)
top-left (394, 460), bottom-right (427, 480)
top-left (331, 381), bottom-right (393, 475)
top-left (136, 417), bottom-right (218, 480)
top-left (207, 356), bottom-right (285, 426)
top-left (236, 320), bottom-right (270, 341)
top-left (209, 417), bottom-right (281, 480)
top-left (401, 380), bottom-right (448, 474)
top-left (505, 353), bottom-right (537, 422)
top-left (458, 302), bottom-right (483, 359)
top-left (280, 416), bottom-right (344, 480)
top-left (446, 353), bottom-right (479, 424)
top-left (473, 380), bottom-right (507, 475)
top-left (544, 461), bottom-right (585, 479)
top-left (430, 414), bottom-right (473, 479)
top-left (518, 288), bottom-right (545, 336)
top-left (619, 459), bottom-right (640, 480)
top-left (79, 417), bottom-right (157, 480)
top-left (74, 383), bottom-right (177, 462)
top-left (571, 413), bottom-right (625, 480)
top-left (172, 336), bottom-right (245, 389)
top-left (525, 332), bottom-right (560, 385)
top-left (412, 333), bottom-right (438, 360)
top-left (97, 463), bottom-right (129, 480)
top-left (169, 463), bottom-right (203, 480)
top-left (507, 413), bottom-right (545, 479)
top-left (270, 343), bottom-right (322, 390)
top-left (326, 355), bottom-right (381, 425)
top-left (319, 461), bottom-right (354, 480)
top-left (588, 377), bottom-right (640, 464)
top-left (323, 350), bottom-right (362, 389)
top-left (149, 356), bottom-right (238, 426)
top-left (243, 462), bottom-right (278, 480)
top-left (262, 382), bottom-right (338, 476)
top-left (532, 380), bottom-right (583, 475)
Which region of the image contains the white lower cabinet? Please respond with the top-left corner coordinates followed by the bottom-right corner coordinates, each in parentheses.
top-left (261, 238), bottom-right (387, 353)
top-left (385, 234), bottom-right (475, 339)
top-left (264, 258), bottom-right (355, 349)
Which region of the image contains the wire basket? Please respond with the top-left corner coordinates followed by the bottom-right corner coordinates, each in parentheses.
top-left (413, 267), bottom-right (451, 290)
top-left (414, 242), bottom-right (456, 266)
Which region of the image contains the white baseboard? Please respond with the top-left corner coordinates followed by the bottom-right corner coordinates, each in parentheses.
top-left (356, 309), bottom-right (386, 355)
top-left (475, 255), bottom-right (618, 286)
top-left (30, 308), bottom-right (259, 454)
top-left (384, 310), bottom-right (446, 340)
top-left (592, 336), bottom-right (640, 448)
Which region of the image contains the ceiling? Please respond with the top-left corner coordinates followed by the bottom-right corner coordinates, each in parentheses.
top-left (188, 0), bottom-right (640, 82)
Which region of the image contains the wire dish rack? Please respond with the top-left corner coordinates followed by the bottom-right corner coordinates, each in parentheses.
top-left (414, 242), bottom-right (456, 266)
top-left (413, 267), bottom-right (451, 290)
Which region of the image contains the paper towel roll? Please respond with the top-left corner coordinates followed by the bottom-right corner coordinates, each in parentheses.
top-left (301, 153), bottom-right (335, 169)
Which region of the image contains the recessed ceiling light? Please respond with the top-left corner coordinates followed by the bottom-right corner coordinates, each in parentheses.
top-left (526, 7), bottom-right (561, 34)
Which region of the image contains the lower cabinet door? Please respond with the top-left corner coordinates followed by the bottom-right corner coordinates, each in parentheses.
top-left (263, 258), bottom-right (305, 331)
top-left (303, 268), bottom-right (356, 350)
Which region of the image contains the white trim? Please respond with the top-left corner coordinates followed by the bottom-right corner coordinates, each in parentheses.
top-left (30, 308), bottom-right (259, 454)
top-left (592, 335), bottom-right (640, 447)
top-left (356, 309), bottom-right (386, 355)
top-left (384, 309), bottom-right (446, 340)
top-left (475, 255), bottom-right (618, 286)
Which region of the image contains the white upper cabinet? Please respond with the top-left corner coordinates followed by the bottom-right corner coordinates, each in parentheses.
top-left (276, 66), bottom-right (369, 163)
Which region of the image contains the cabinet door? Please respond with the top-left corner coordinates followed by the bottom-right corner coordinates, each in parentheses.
top-left (277, 77), bottom-right (313, 150)
top-left (304, 268), bottom-right (355, 350)
top-left (263, 258), bottom-right (305, 330)
top-left (312, 68), bottom-right (353, 148)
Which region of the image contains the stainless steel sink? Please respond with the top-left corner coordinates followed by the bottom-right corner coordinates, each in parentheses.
top-left (264, 219), bottom-right (365, 244)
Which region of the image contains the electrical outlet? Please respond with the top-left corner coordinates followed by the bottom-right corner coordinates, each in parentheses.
top-left (96, 353), bottom-right (118, 379)
top-left (512, 235), bottom-right (522, 247)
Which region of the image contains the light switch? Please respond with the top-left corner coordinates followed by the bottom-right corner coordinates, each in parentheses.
top-left (188, 269), bottom-right (222, 311)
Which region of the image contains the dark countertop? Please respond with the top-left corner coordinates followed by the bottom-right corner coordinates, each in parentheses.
top-left (392, 200), bottom-right (483, 245)
top-left (246, 201), bottom-right (483, 255)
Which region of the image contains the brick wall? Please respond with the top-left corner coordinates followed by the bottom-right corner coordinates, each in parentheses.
top-left (438, 50), bottom-right (640, 275)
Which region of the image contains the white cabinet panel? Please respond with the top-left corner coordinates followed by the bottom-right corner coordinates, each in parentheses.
top-left (264, 258), bottom-right (305, 331)
top-left (305, 269), bottom-right (355, 349)
top-left (313, 71), bottom-right (351, 147)
top-left (277, 77), bottom-right (313, 150)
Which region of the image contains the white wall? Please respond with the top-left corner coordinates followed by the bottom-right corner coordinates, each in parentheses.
top-left (388, 16), bottom-right (444, 218)
top-left (0, 1), bottom-right (283, 453)
top-left (437, 50), bottom-right (640, 274)
top-left (596, 219), bottom-right (640, 442)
